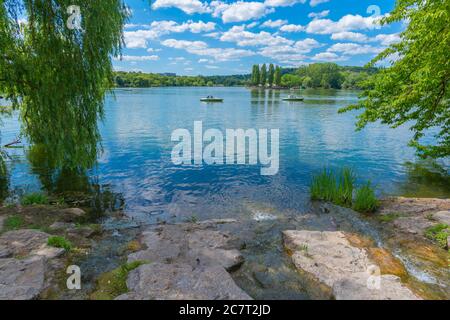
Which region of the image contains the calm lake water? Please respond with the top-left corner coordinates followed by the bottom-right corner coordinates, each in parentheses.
top-left (2, 87), bottom-right (449, 223)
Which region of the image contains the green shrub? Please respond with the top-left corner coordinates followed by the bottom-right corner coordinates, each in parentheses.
top-left (425, 224), bottom-right (449, 249)
top-left (4, 215), bottom-right (25, 230)
top-left (47, 236), bottom-right (72, 251)
top-left (353, 182), bottom-right (379, 213)
top-left (21, 193), bottom-right (49, 206)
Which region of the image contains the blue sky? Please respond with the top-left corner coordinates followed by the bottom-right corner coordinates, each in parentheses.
top-left (115, 0), bottom-right (402, 75)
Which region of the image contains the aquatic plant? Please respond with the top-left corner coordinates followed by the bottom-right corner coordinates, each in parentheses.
top-left (336, 167), bottom-right (356, 206)
top-left (310, 168), bottom-right (378, 213)
top-left (310, 168), bottom-right (338, 202)
top-left (353, 182), bottom-right (379, 213)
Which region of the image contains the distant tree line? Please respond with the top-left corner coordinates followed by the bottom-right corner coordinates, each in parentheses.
top-left (114, 72), bottom-right (249, 87)
top-left (115, 63), bottom-right (377, 90)
top-left (252, 63), bottom-right (377, 90)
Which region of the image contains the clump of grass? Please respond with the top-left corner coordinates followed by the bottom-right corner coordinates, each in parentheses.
top-left (4, 215), bottom-right (25, 231)
top-left (424, 224), bottom-right (449, 249)
top-left (21, 192), bottom-right (48, 206)
top-left (353, 182), bottom-right (379, 213)
top-left (336, 167), bottom-right (356, 206)
top-left (310, 168), bottom-right (356, 206)
top-left (90, 261), bottom-right (148, 300)
top-left (47, 236), bottom-right (72, 251)
top-left (310, 168), bottom-right (338, 202)
top-left (310, 167), bottom-right (378, 214)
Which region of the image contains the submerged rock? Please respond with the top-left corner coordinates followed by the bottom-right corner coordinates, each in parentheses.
top-left (283, 230), bottom-right (421, 300)
top-left (117, 262), bottom-right (251, 300)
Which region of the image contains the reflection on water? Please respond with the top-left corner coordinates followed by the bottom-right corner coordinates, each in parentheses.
top-left (400, 160), bottom-right (450, 198)
top-left (1, 88), bottom-right (448, 223)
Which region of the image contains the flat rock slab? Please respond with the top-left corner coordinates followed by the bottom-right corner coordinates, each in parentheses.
top-left (117, 262), bottom-right (251, 300)
top-left (0, 257), bottom-right (46, 300)
top-left (433, 211), bottom-right (450, 225)
top-left (122, 220), bottom-right (250, 300)
top-left (393, 216), bottom-right (436, 235)
top-left (380, 198), bottom-right (450, 236)
top-left (283, 230), bottom-right (420, 300)
top-left (0, 230), bottom-right (50, 257)
top-left (128, 223), bottom-right (244, 271)
top-left (380, 197), bottom-right (450, 215)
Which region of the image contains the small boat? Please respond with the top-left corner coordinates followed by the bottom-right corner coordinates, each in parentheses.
top-left (282, 95), bottom-right (304, 102)
top-left (201, 96), bottom-right (223, 102)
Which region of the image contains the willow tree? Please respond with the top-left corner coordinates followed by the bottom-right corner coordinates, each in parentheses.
top-left (340, 0), bottom-right (450, 158)
top-left (0, 0), bottom-right (129, 169)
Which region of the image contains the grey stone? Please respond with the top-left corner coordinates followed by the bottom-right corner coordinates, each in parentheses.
top-left (0, 245), bottom-right (12, 259)
top-left (31, 245), bottom-right (65, 259)
top-left (0, 230), bottom-right (50, 257)
top-left (0, 215), bottom-right (5, 232)
top-left (119, 262), bottom-right (251, 300)
top-left (49, 222), bottom-right (76, 231)
top-left (61, 208), bottom-right (86, 221)
top-left (0, 256), bottom-right (46, 300)
top-left (333, 274), bottom-right (420, 300)
top-left (128, 224), bottom-right (245, 271)
top-left (433, 211), bottom-right (450, 225)
top-left (393, 216), bottom-right (435, 235)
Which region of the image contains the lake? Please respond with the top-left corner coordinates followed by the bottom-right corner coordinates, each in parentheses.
top-left (1, 87), bottom-right (449, 223)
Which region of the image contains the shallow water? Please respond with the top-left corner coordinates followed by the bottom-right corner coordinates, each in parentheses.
top-left (1, 87), bottom-right (449, 224)
top-left (2, 88), bottom-right (449, 300)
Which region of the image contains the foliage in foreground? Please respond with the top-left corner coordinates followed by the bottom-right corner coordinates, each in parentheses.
top-left (424, 224), bottom-right (449, 249)
top-left (4, 215), bottom-right (25, 231)
top-left (0, 1), bottom-right (128, 169)
top-left (90, 261), bottom-right (147, 300)
top-left (47, 236), bottom-right (73, 251)
top-left (20, 192), bottom-right (49, 206)
top-left (310, 168), bottom-right (379, 213)
top-left (340, 0), bottom-right (450, 159)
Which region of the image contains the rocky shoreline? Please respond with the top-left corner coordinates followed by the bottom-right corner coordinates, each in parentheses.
top-left (0, 197), bottom-right (448, 300)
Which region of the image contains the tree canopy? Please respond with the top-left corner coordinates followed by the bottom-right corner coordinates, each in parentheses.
top-left (340, 0), bottom-right (450, 159)
top-left (0, 0), bottom-right (128, 169)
